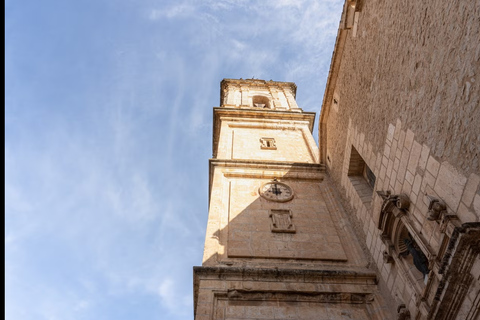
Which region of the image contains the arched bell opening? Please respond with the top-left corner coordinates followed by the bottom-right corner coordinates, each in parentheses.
top-left (252, 95), bottom-right (271, 109)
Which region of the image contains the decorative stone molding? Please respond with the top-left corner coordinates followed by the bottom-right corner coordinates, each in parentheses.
top-left (376, 190), bottom-right (441, 312)
top-left (225, 289), bottom-right (374, 304)
top-left (260, 137), bottom-right (276, 150)
top-left (377, 191), bottom-right (411, 229)
top-left (429, 223), bottom-right (480, 320)
top-left (269, 209), bottom-right (296, 233)
top-left (396, 194), bottom-right (411, 210)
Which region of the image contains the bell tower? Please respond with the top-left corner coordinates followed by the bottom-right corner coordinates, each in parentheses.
top-left (193, 79), bottom-right (394, 320)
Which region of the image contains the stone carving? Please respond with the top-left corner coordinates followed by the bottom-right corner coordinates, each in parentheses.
top-left (397, 304), bottom-right (411, 320)
top-left (431, 223), bottom-right (480, 319)
top-left (225, 289), bottom-right (373, 304)
top-left (260, 137), bottom-right (276, 149)
top-left (396, 194), bottom-right (410, 210)
top-left (425, 194), bottom-right (447, 221)
top-left (383, 251), bottom-right (393, 263)
top-left (377, 191), bottom-right (411, 237)
top-left (377, 191), bottom-right (411, 220)
top-left (270, 209), bottom-right (296, 233)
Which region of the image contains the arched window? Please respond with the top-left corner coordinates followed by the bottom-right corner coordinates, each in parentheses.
top-left (377, 192), bottom-right (431, 290)
top-left (393, 221), bottom-right (430, 286)
top-left (252, 95), bottom-right (270, 109)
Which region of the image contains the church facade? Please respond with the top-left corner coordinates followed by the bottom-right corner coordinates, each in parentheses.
top-left (319, 0), bottom-right (480, 319)
top-left (194, 0), bottom-right (480, 319)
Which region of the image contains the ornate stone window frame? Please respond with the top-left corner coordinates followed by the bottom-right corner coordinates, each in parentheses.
top-left (377, 192), bottom-right (480, 319)
top-left (377, 191), bottom-right (435, 297)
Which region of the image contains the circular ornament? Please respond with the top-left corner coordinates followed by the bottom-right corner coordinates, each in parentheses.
top-left (259, 180), bottom-right (294, 202)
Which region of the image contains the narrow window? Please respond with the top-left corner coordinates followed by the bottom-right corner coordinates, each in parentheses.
top-left (364, 165), bottom-right (376, 189)
top-left (260, 138), bottom-right (277, 150)
top-left (348, 146), bottom-right (375, 204)
top-left (396, 225), bottom-right (430, 286)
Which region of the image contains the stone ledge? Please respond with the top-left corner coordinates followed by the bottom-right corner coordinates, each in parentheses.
top-left (194, 266), bottom-right (377, 283)
top-left (209, 159), bottom-right (325, 170)
top-left (193, 266), bottom-right (379, 316)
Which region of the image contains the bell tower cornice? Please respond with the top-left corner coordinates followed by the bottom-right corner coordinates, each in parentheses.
top-left (219, 78), bottom-right (300, 111)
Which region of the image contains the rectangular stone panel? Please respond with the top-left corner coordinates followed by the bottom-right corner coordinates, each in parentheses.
top-left (214, 294), bottom-right (371, 320)
top-left (230, 126), bottom-right (314, 163)
top-left (227, 179), bottom-right (347, 261)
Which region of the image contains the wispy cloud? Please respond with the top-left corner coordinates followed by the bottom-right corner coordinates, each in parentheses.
top-left (6, 0), bottom-right (344, 319)
top-left (149, 4), bottom-right (196, 20)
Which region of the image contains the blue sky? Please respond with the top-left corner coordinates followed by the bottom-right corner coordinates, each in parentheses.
top-left (5, 1), bottom-right (344, 319)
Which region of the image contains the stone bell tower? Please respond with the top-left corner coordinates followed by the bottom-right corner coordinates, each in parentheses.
top-left (193, 79), bottom-right (394, 320)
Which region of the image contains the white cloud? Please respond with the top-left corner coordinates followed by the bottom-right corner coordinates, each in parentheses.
top-left (5, 0), bottom-right (345, 319)
top-left (270, 0), bottom-right (305, 9)
top-left (149, 4), bottom-right (196, 20)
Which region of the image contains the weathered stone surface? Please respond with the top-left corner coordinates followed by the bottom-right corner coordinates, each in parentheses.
top-left (318, 0), bottom-right (480, 318)
top-left (461, 173), bottom-right (480, 208)
top-left (433, 162), bottom-right (467, 212)
top-left (473, 194), bottom-right (480, 218)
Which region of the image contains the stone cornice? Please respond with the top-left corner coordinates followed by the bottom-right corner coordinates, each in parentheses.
top-left (193, 265), bottom-right (378, 316)
top-left (220, 78), bottom-right (297, 104)
top-left (194, 265), bottom-right (377, 282)
top-left (209, 159), bottom-right (324, 170)
top-left (213, 107), bottom-right (315, 129)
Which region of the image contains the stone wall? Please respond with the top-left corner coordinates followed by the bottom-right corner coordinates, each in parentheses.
top-left (324, 0), bottom-right (479, 179)
top-left (202, 162), bottom-right (370, 269)
top-left (320, 0), bottom-right (480, 318)
top-left (216, 123), bottom-right (317, 163)
top-left (194, 267), bottom-right (392, 320)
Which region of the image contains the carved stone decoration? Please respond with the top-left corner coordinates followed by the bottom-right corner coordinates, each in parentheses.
top-left (383, 251), bottom-right (393, 263)
top-left (225, 289), bottom-right (373, 304)
top-left (397, 304), bottom-right (411, 320)
top-left (377, 191), bottom-right (411, 230)
top-left (429, 223), bottom-right (480, 320)
top-left (396, 194), bottom-right (410, 210)
top-left (270, 209), bottom-right (296, 233)
top-left (260, 137), bottom-right (277, 150)
top-left (425, 195), bottom-right (447, 221)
